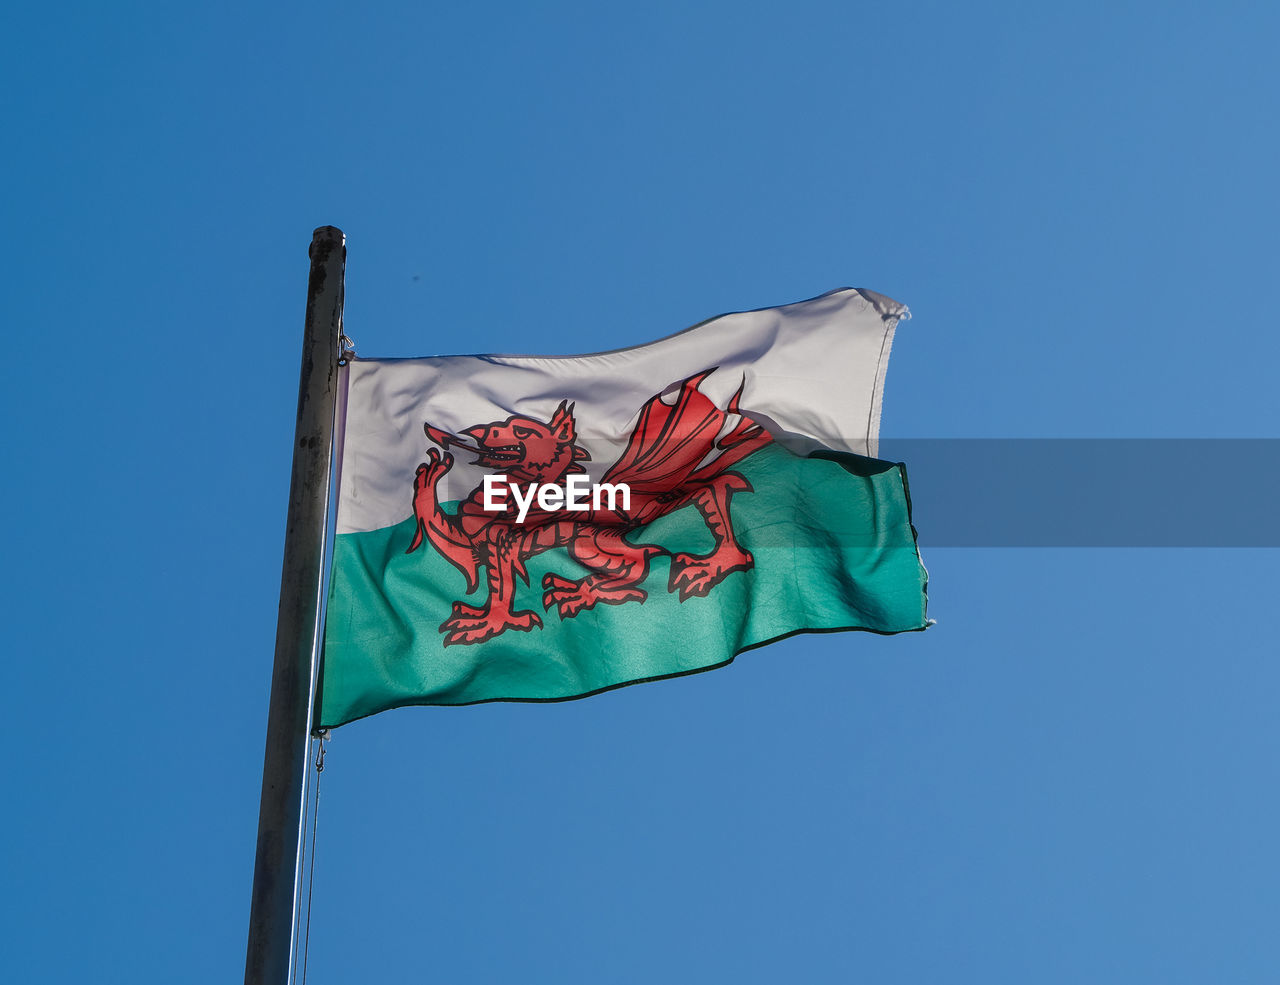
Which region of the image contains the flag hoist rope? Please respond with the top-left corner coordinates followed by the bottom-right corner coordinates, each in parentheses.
top-left (245, 226), bottom-right (345, 985)
top-left (291, 730), bottom-right (328, 985)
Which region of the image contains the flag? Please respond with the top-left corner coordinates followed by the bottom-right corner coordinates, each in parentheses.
top-left (319, 288), bottom-right (928, 728)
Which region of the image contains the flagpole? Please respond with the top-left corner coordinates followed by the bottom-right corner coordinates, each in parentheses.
top-left (244, 225), bottom-right (345, 985)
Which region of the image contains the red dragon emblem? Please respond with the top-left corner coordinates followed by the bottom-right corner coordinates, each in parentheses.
top-left (407, 370), bottom-right (772, 646)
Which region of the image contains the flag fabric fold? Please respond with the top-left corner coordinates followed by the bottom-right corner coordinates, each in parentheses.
top-left (319, 288), bottom-right (928, 728)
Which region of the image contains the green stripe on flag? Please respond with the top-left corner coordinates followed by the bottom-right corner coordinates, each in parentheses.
top-left (319, 446), bottom-right (927, 728)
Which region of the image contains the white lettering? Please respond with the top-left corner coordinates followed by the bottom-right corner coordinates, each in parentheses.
top-left (537, 484), bottom-right (564, 511)
top-left (482, 479), bottom-right (633, 521)
top-left (565, 474), bottom-right (590, 511)
top-left (593, 482), bottom-right (630, 512)
top-left (510, 482), bottom-right (537, 524)
top-left (483, 474), bottom-right (509, 512)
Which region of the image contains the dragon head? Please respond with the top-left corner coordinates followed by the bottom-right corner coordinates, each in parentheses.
top-left (454, 400), bottom-right (590, 483)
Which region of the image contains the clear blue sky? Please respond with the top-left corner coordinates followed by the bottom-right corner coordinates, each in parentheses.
top-left (4, 2), bottom-right (1278, 983)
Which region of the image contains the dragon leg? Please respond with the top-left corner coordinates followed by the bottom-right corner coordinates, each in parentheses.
top-left (542, 528), bottom-right (662, 620)
top-left (668, 471), bottom-right (754, 602)
top-left (439, 527), bottom-right (543, 646)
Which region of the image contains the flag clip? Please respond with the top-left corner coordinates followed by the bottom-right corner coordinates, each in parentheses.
top-left (314, 728), bottom-right (329, 773)
top-left (338, 333), bottom-right (357, 366)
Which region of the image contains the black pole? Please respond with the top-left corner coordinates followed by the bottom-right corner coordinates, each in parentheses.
top-left (244, 226), bottom-right (345, 985)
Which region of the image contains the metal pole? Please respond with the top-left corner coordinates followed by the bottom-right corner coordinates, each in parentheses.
top-left (244, 226), bottom-right (345, 985)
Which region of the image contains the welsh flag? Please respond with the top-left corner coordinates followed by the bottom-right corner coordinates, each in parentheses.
top-left (319, 289), bottom-right (928, 728)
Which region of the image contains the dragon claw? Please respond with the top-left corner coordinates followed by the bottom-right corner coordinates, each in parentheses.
top-left (542, 577), bottom-right (647, 619)
top-left (416, 448), bottom-right (454, 491)
top-left (439, 607), bottom-right (542, 645)
top-left (668, 549), bottom-right (752, 602)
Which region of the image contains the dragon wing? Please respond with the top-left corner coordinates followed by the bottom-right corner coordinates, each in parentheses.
top-left (602, 370), bottom-right (771, 497)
